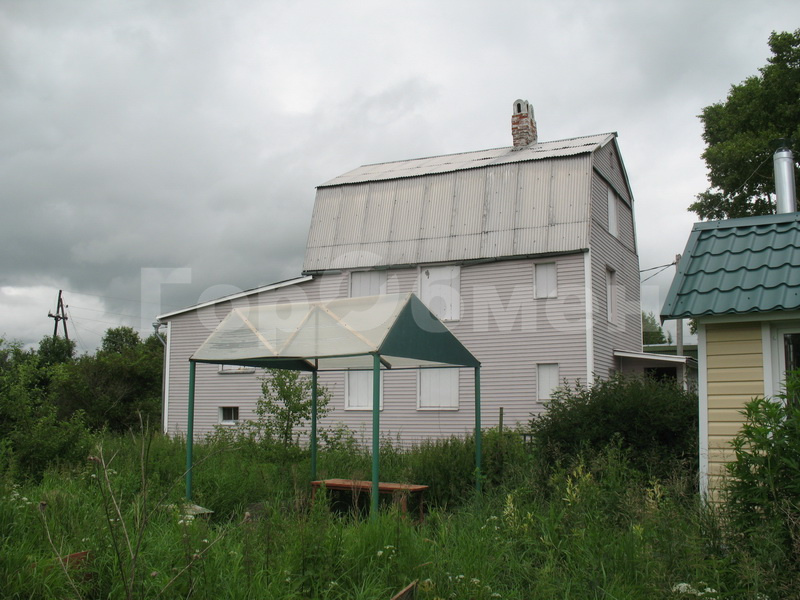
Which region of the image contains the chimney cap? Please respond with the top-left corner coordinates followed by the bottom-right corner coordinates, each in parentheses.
top-left (512, 99), bottom-right (532, 115)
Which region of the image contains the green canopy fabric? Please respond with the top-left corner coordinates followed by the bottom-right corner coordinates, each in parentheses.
top-left (185, 293), bottom-right (482, 517)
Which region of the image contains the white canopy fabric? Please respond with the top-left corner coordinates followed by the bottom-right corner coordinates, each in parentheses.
top-left (191, 292), bottom-right (480, 370)
top-left (185, 292), bottom-right (482, 517)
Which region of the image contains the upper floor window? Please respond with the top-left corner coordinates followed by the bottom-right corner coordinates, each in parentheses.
top-left (350, 270), bottom-right (387, 297)
top-left (534, 262), bottom-right (557, 298)
top-left (607, 188), bottom-right (618, 238)
top-left (606, 268), bottom-right (617, 323)
top-left (420, 265), bottom-right (460, 321)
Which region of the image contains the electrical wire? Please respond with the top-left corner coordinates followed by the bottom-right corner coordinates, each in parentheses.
top-left (640, 263), bottom-right (675, 284)
top-left (639, 261), bottom-right (676, 273)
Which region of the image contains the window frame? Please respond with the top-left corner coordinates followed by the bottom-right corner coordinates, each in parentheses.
top-left (537, 363), bottom-right (560, 401)
top-left (417, 368), bottom-right (460, 411)
top-left (606, 267), bottom-right (617, 324)
top-left (219, 364), bottom-right (256, 374)
top-left (419, 264), bottom-right (461, 322)
top-left (344, 370), bottom-right (384, 411)
top-left (533, 262), bottom-right (558, 299)
top-left (607, 187), bottom-right (618, 238)
top-left (219, 406), bottom-right (240, 425)
top-left (349, 270), bottom-right (388, 297)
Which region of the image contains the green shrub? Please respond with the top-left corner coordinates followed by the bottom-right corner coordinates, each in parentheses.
top-left (529, 374), bottom-right (698, 479)
top-left (724, 372), bottom-right (800, 593)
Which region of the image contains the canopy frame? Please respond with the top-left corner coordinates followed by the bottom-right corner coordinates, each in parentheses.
top-left (184, 293), bottom-right (482, 518)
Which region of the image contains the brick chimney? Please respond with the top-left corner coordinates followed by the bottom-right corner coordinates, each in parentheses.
top-left (511, 99), bottom-right (537, 148)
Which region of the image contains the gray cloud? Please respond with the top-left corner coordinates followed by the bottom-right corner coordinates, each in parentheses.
top-left (1, 0), bottom-right (798, 350)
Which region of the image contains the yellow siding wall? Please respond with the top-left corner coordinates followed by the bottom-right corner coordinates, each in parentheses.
top-left (705, 323), bottom-right (764, 494)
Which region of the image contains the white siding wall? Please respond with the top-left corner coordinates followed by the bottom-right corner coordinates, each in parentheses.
top-left (589, 143), bottom-right (641, 378)
top-left (164, 255), bottom-right (588, 443)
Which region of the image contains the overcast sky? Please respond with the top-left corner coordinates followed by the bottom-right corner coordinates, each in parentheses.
top-left (1, 1), bottom-right (798, 352)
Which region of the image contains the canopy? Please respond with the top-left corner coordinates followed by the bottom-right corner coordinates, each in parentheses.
top-left (185, 293), bottom-right (482, 517)
top-left (191, 293), bottom-right (480, 371)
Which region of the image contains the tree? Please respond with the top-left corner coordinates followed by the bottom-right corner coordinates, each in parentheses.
top-left (49, 329), bottom-right (164, 432)
top-left (100, 326), bottom-right (141, 354)
top-left (689, 30), bottom-right (800, 220)
top-left (256, 369), bottom-right (331, 447)
top-left (642, 311), bottom-right (672, 345)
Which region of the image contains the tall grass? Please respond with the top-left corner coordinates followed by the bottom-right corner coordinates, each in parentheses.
top-left (0, 430), bottom-right (788, 599)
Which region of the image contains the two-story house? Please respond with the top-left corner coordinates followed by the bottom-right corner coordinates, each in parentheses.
top-left (158, 100), bottom-right (650, 443)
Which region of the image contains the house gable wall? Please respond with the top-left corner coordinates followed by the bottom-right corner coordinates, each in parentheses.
top-left (588, 141), bottom-right (640, 379)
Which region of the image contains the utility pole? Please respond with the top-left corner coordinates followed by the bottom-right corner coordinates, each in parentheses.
top-left (48, 289), bottom-right (70, 341)
top-left (675, 255), bottom-right (683, 357)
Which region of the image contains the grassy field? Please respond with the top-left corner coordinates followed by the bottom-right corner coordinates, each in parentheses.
top-left (0, 430), bottom-right (792, 599)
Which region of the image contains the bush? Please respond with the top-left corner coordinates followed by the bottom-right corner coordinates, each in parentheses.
top-left (725, 374), bottom-right (800, 567)
top-left (528, 374), bottom-right (698, 479)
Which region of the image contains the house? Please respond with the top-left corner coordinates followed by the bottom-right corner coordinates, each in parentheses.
top-left (158, 100), bottom-right (658, 444)
top-left (660, 145), bottom-right (800, 496)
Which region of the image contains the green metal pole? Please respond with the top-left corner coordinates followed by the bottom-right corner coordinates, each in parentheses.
top-left (311, 370), bottom-right (318, 481)
top-left (475, 367), bottom-right (482, 494)
top-left (371, 354), bottom-right (381, 519)
top-left (186, 361), bottom-right (196, 502)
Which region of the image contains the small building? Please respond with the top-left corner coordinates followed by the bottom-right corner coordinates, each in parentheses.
top-left (159, 100), bottom-right (651, 444)
top-left (661, 177), bottom-right (800, 494)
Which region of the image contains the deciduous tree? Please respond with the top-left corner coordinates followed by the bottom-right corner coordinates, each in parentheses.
top-left (689, 30), bottom-right (800, 220)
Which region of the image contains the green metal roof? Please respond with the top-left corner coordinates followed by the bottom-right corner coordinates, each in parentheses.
top-left (661, 212), bottom-right (800, 320)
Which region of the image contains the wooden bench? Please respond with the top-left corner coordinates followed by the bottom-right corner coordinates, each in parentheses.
top-left (311, 479), bottom-right (429, 521)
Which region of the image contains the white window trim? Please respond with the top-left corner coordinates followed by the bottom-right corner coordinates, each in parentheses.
top-left (418, 264), bottom-right (461, 322)
top-left (417, 368), bottom-right (460, 411)
top-left (344, 370), bottom-right (384, 411)
top-left (219, 406), bottom-right (240, 425)
top-left (536, 363), bottom-right (560, 401)
top-left (349, 270), bottom-right (388, 298)
top-left (608, 187), bottom-right (618, 238)
top-left (533, 262), bottom-right (558, 299)
top-left (219, 364), bottom-right (256, 374)
top-left (765, 322), bottom-right (800, 399)
top-left (606, 267), bottom-right (617, 324)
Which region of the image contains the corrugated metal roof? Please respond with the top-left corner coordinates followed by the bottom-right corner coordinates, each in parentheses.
top-left (319, 132), bottom-right (615, 187)
top-left (661, 213), bottom-right (800, 320)
top-left (303, 153), bottom-right (594, 272)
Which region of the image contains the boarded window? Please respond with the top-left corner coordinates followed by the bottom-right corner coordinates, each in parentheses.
top-left (537, 364), bottom-right (559, 400)
top-left (606, 268), bottom-right (617, 323)
top-left (608, 188), bottom-right (618, 237)
top-left (419, 368), bottom-right (459, 409)
top-left (350, 271), bottom-right (387, 297)
top-left (420, 265), bottom-right (460, 321)
top-left (534, 262), bottom-right (557, 298)
top-left (346, 370), bottom-right (383, 410)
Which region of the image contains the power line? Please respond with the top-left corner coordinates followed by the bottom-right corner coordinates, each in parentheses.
top-left (639, 261), bottom-right (676, 274)
top-left (641, 263), bottom-right (675, 284)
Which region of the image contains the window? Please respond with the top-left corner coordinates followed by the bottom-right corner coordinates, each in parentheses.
top-left (537, 363), bottom-right (560, 400)
top-left (780, 331), bottom-right (800, 405)
top-left (219, 364), bottom-right (255, 374)
top-left (418, 368), bottom-right (459, 409)
top-left (219, 406), bottom-right (239, 424)
top-left (420, 265), bottom-right (460, 321)
top-left (534, 262), bottom-right (557, 298)
top-left (350, 270), bottom-right (387, 297)
top-left (606, 268), bottom-right (617, 323)
top-left (607, 188), bottom-right (618, 237)
top-left (346, 370), bottom-right (383, 410)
